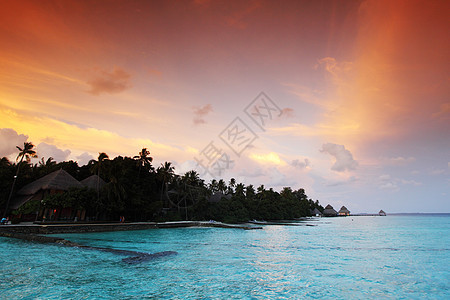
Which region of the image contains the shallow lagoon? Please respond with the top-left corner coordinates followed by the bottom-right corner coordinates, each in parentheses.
top-left (1, 215), bottom-right (449, 299)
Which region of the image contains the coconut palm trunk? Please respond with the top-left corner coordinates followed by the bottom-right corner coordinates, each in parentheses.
top-left (3, 162), bottom-right (21, 218)
top-left (89, 152), bottom-right (109, 206)
top-left (157, 162), bottom-right (174, 208)
top-left (3, 142), bottom-right (37, 218)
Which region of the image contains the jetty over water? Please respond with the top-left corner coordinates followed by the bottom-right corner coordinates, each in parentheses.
top-left (350, 213), bottom-right (386, 217)
top-left (349, 209), bottom-right (387, 217)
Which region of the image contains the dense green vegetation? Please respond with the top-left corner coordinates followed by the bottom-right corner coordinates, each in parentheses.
top-left (1, 143), bottom-right (324, 223)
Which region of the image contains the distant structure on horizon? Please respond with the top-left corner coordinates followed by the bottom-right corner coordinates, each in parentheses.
top-left (320, 205), bottom-right (386, 217)
top-left (338, 206), bottom-right (350, 216)
top-left (323, 204), bottom-right (338, 217)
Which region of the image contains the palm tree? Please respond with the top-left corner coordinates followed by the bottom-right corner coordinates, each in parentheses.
top-left (157, 161), bottom-right (175, 206)
top-left (133, 148), bottom-right (153, 177)
top-left (217, 179), bottom-right (227, 194)
top-left (38, 157), bottom-right (55, 167)
top-left (177, 170), bottom-right (205, 220)
top-left (228, 177), bottom-right (236, 194)
top-left (3, 142), bottom-right (37, 217)
top-left (235, 183), bottom-right (245, 196)
top-left (245, 184), bottom-right (255, 198)
top-left (257, 184), bottom-right (265, 193)
top-left (208, 179), bottom-right (218, 193)
top-left (89, 152), bottom-right (109, 202)
top-left (256, 184), bottom-right (266, 200)
top-left (182, 170), bottom-right (204, 188)
top-left (104, 165), bottom-right (126, 216)
top-left (37, 157), bottom-right (57, 176)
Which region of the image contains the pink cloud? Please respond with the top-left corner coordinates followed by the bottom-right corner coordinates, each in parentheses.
top-left (36, 142), bottom-right (71, 162)
top-left (193, 104), bottom-right (213, 125)
top-left (0, 128), bottom-right (28, 158)
top-left (280, 108), bottom-right (294, 118)
top-left (321, 143), bottom-right (358, 172)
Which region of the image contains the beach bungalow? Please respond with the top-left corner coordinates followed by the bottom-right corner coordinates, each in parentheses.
top-left (311, 207), bottom-right (322, 217)
top-left (338, 206), bottom-right (350, 216)
top-left (81, 175), bottom-right (106, 191)
top-left (322, 204), bottom-right (338, 217)
top-left (208, 192), bottom-right (231, 203)
top-left (10, 169), bottom-right (83, 221)
top-left (379, 209), bottom-right (386, 216)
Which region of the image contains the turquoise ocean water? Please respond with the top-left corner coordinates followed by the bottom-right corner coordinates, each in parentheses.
top-left (1, 214), bottom-right (449, 299)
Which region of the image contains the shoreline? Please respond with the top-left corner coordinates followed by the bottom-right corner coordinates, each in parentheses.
top-left (0, 221), bottom-right (262, 236)
top-left (0, 221), bottom-right (262, 259)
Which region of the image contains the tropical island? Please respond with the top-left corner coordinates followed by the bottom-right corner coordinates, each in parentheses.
top-left (1, 142), bottom-right (325, 225)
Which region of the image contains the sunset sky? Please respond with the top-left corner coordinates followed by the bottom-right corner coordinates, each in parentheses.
top-left (1, 0), bottom-right (449, 213)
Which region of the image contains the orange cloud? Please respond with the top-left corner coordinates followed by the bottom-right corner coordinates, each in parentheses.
top-left (280, 108), bottom-right (294, 118)
top-left (285, 0), bottom-right (449, 156)
top-left (0, 107), bottom-right (186, 165)
top-left (87, 67), bottom-right (132, 95)
top-left (432, 103), bottom-right (450, 120)
top-left (350, 0), bottom-right (450, 140)
top-left (225, 0), bottom-right (261, 29)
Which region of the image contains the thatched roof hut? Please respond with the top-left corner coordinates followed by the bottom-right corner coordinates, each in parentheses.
top-left (338, 206), bottom-right (350, 216)
top-left (208, 192), bottom-right (231, 203)
top-left (379, 209), bottom-right (386, 216)
top-left (11, 169), bottom-right (82, 210)
top-left (311, 207), bottom-right (322, 217)
top-left (18, 169), bottom-right (82, 195)
top-left (323, 204), bottom-right (338, 217)
top-left (81, 175), bottom-right (106, 191)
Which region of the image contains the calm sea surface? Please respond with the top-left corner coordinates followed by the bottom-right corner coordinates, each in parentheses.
top-left (1, 215), bottom-right (449, 299)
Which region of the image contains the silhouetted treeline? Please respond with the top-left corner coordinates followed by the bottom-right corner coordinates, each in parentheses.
top-left (1, 149), bottom-right (324, 223)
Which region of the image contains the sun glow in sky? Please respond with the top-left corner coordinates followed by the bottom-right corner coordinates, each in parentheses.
top-left (1, 0), bottom-right (449, 213)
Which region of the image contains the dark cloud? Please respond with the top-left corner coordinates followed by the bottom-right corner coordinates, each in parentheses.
top-left (87, 67), bottom-right (132, 95)
top-left (0, 128), bottom-right (28, 158)
top-left (193, 104), bottom-right (213, 125)
top-left (320, 143), bottom-right (358, 172)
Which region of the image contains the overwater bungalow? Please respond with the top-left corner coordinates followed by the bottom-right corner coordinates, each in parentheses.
top-left (338, 206), bottom-right (350, 216)
top-left (323, 204), bottom-right (338, 217)
top-left (379, 209), bottom-right (387, 216)
top-left (311, 207), bottom-right (322, 217)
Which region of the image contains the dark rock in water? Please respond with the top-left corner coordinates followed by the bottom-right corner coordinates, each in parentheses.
top-left (78, 245), bottom-right (178, 264)
top-left (0, 231), bottom-right (178, 264)
top-left (80, 245), bottom-right (146, 257)
top-left (122, 251), bottom-right (178, 264)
